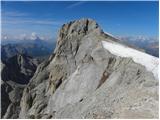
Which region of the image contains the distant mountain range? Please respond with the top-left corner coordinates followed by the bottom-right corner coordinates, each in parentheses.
top-left (1, 37), bottom-right (56, 62)
top-left (118, 36), bottom-right (159, 57)
top-left (2, 54), bottom-right (39, 84)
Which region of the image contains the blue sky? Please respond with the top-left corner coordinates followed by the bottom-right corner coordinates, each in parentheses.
top-left (1, 1), bottom-right (159, 40)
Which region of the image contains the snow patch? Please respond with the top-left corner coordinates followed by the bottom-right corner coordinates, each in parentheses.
top-left (102, 41), bottom-right (159, 80)
top-left (104, 31), bottom-right (119, 40)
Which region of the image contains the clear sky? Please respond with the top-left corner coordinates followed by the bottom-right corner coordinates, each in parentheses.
top-left (1, 1), bottom-right (159, 40)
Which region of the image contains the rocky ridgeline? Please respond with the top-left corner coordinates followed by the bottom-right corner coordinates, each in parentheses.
top-left (2, 18), bottom-right (158, 119)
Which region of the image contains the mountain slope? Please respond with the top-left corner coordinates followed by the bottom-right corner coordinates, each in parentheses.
top-left (1, 54), bottom-right (39, 118)
top-left (2, 54), bottom-right (39, 84)
top-left (15, 18), bottom-right (159, 119)
top-left (102, 41), bottom-right (158, 79)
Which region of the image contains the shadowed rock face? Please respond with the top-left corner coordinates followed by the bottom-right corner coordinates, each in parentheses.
top-left (1, 54), bottom-right (39, 118)
top-left (4, 18), bottom-right (157, 119)
top-left (1, 81), bottom-right (12, 118)
top-left (2, 54), bottom-right (39, 84)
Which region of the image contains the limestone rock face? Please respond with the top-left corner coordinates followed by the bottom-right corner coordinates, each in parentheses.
top-left (18, 18), bottom-right (158, 119)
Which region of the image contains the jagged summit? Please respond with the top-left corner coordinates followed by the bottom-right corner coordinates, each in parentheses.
top-left (57, 18), bottom-right (122, 51)
top-left (54, 18), bottom-right (106, 56)
top-left (58, 18), bottom-right (102, 39)
top-left (60, 18), bottom-right (101, 36)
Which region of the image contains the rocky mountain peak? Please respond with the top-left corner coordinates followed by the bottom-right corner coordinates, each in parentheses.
top-left (54, 18), bottom-right (103, 56)
top-left (58, 18), bottom-right (102, 39)
top-left (4, 18), bottom-right (157, 119)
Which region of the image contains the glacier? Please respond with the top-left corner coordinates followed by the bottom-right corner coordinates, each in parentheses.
top-left (102, 41), bottom-right (159, 80)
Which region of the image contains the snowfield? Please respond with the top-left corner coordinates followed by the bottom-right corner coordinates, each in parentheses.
top-left (102, 41), bottom-right (159, 80)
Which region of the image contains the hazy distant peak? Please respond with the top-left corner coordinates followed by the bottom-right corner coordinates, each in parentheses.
top-left (29, 32), bottom-right (39, 40)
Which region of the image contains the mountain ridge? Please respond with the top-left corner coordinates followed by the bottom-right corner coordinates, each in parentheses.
top-left (1, 38), bottom-right (55, 62)
top-left (2, 18), bottom-right (158, 119)
top-left (1, 54), bottom-right (39, 118)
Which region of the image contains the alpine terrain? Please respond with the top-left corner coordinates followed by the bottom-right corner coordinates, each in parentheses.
top-left (1, 18), bottom-right (159, 119)
top-left (1, 54), bottom-right (39, 118)
top-left (1, 37), bottom-right (55, 62)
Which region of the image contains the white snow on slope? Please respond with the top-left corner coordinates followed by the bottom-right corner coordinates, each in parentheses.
top-left (104, 31), bottom-right (119, 39)
top-left (102, 41), bottom-right (159, 80)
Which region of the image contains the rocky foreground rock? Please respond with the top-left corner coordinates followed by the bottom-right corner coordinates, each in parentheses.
top-left (2, 18), bottom-right (159, 119)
